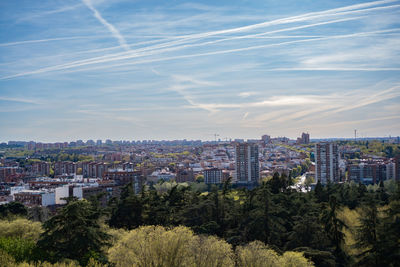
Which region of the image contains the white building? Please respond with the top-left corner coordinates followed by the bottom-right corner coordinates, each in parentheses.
top-left (55, 185), bottom-right (70, 204)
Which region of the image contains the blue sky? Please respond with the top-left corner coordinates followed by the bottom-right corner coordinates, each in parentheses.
top-left (0, 0), bottom-right (399, 142)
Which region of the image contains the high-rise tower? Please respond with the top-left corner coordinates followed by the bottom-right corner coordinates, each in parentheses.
top-left (315, 142), bottom-right (339, 184)
top-left (235, 142), bottom-right (259, 183)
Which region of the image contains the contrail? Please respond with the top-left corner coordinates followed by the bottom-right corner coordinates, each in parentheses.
top-left (0, 36), bottom-right (92, 47)
top-left (24, 0), bottom-right (400, 72)
top-left (3, 28), bottom-right (397, 80)
top-left (2, 0), bottom-right (399, 79)
top-left (82, 0), bottom-right (130, 51)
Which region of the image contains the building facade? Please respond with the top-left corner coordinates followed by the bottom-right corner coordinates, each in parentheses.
top-left (235, 143), bottom-right (259, 183)
top-left (315, 142), bottom-right (339, 184)
top-left (204, 168), bottom-right (223, 184)
top-left (103, 169), bottom-right (143, 193)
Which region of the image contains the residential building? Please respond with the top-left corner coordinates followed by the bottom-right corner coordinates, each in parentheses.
top-left (176, 168), bottom-right (195, 182)
top-left (315, 142), bottom-right (339, 184)
top-left (54, 161), bottom-right (77, 176)
top-left (14, 190), bottom-right (55, 206)
top-left (235, 142), bottom-right (259, 183)
top-left (31, 162), bottom-right (51, 176)
top-left (387, 162), bottom-right (396, 180)
top-left (103, 169), bottom-right (143, 193)
top-left (204, 168), bottom-right (223, 184)
top-left (301, 132), bottom-right (310, 144)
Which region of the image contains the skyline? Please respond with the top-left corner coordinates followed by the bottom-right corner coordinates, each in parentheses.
top-left (1, 0), bottom-right (400, 142)
top-left (3, 133), bottom-right (400, 144)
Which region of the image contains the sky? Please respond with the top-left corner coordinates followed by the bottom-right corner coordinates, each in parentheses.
top-left (0, 0), bottom-right (399, 142)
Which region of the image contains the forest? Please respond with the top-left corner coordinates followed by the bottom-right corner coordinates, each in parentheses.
top-left (0, 174), bottom-right (399, 267)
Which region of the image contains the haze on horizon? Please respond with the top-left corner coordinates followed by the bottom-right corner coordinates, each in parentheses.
top-left (0, 0), bottom-right (399, 142)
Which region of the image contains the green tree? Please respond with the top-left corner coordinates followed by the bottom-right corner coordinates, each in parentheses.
top-left (0, 218), bottom-right (43, 241)
top-left (236, 241), bottom-right (314, 267)
top-left (286, 203), bottom-right (330, 250)
top-left (0, 202), bottom-right (27, 218)
top-left (0, 249), bottom-right (16, 266)
top-left (108, 225), bottom-right (234, 267)
top-left (314, 180), bottom-right (325, 202)
top-left (109, 183), bottom-right (143, 229)
top-left (37, 200), bottom-right (110, 266)
top-left (321, 196), bottom-right (348, 262)
top-left (0, 237), bottom-right (36, 263)
top-left (354, 198), bottom-right (382, 266)
top-left (378, 198), bottom-right (400, 266)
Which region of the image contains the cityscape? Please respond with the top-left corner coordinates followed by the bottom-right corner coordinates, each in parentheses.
top-left (1, 133), bottom-right (400, 207)
top-left (1, 0), bottom-right (400, 266)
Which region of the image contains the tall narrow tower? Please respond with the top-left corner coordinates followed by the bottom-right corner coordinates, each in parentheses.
top-left (235, 142), bottom-right (259, 184)
top-left (315, 142), bottom-right (339, 184)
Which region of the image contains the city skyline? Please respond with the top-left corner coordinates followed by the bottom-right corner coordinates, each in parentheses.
top-left (1, 0), bottom-right (400, 141)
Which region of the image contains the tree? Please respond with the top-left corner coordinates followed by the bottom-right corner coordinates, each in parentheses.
top-left (354, 198), bottom-right (382, 266)
top-left (109, 183), bottom-right (143, 229)
top-left (0, 250), bottom-right (16, 266)
top-left (321, 196), bottom-right (348, 262)
top-left (314, 180), bottom-right (325, 202)
top-left (376, 180), bottom-right (389, 204)
top-left (108, 225), bottom-right (234, 267)
top-left (378, 198), bottom-right (400, 266)
top-left (286, 203), bottom-right (330, 250)
top-left (0, 202), bottom-right (27, 218)
top-left (236, 241), bottom-right (314, 267)
top-left (269, 172), bottom-right (285, 194)
top-left (196, 175), bottom-right (204, 183)
top-left (294, 247), bottom-right (336, 267)
top-left (0, 218), bottom-right (42, 241)
top-left (37, 200), bottom-right (110, 266)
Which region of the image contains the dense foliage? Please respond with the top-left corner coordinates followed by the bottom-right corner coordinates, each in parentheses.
top-left (0, 176), bottom-right (399, 266)
top-left (108, 225), bottom-right (313, 267)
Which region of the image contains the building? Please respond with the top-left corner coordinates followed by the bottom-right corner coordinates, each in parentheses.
top-left (262, 135), bottom-right (271, 144)
top-left (315, 142), bottom-right (339, 184)
top-left (103, 169), bottom-right (143, 193)
top-left (235, 143), bottom-right (259, 184)
top-left (0, 167), bottom-right (19, 182)
top-left (204, 168), bottom-right (223, 184)
top-left (31, 162), bottom-right (51, 176)
top-left (301, 133), bottom-right (310, 144)
top-left (176, 168), bottom-right (195, 182)
top-left (387, 162), bottom-right (396, 180)
top-left (73, 184), bottom-right (120, 207)
top-left (54, 161), bottom-right (77, 176)
top-left (348, 161), bottom-right (392, 184)
top-left (14, 190), bottom-right (55, 206)
top-left (348, 163), bottom-right (375, 184)
top-left (297, 133), bottom-right (310, 145)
